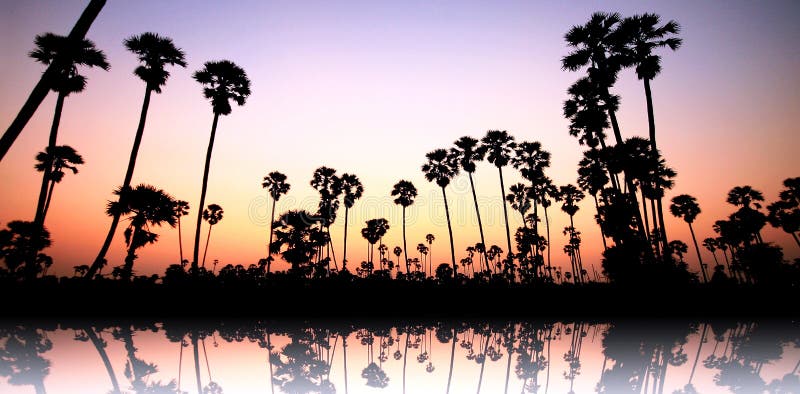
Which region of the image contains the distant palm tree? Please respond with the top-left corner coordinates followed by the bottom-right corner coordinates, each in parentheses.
top-left (106, 184), bottom-right (177, 281)
top-left (173, 200), bottom-right (190, 265)
top-left (577, 149), bottom-right (610, 250)
top-left (201, 204), bottom-right (224, 269)
top-left (88, 32), bottom-right (185, 278)
top-left (560, 184), bottom-right (585, 283)
top-left (311, 166), bottom-right (342, 268)
top-left (425, 233), bottom-right (435, 275)
top-left (478, 130), bottom-right (517, 270)
top-left (393, 246), bottom-right (403, 272)
top-left (702, 237), bottom-right (721, 269)
top-left (670, 194), bottom-right (707, 283)
top-left (0, 0), bottom-right (107, 162)
top-left (450, 136), bottom-right (490, 267)
top-left (339, 173), bottom-right (363, 271)
top-left (767, 177), bottom-right (800, 248)
top-left (422, 149), bottom-right (460, 277)
top-left (261, 171), bottom-right (291, 274)
top-left (533, 177), bottom-right (560, 278)
top-left (361, 219), bottom-right (389, 276)
top-left (34, 145), bottom-right (84, 220)
top-left (392, 180), bottom-right (417, 274)
top-left (506, 183), bottom-right (532, 225)
top-left (191, 60), bottom-right (251, 273)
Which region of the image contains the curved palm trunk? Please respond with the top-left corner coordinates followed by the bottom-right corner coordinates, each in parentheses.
top-left (688, 223), bottom-right (707, 283)
top-left (266, 197), bottom-right (276, 274)
top-left (544, 203), bottom-right (555, 279)
top-left (791, 232), bottom-right (800, 249)
top-left (27, 92), bottom-right (65, 280)
top-left (497, 167), bottom-right (514, 279)
top-left (87, 87), bottom-right (154, 278)
top-left (201, 225), bottom-right (213, 268)
top-left (42, 177), bottom-right (57, 220)
top-left (446, 327), bottom-right (457, 394)
top-left (0, 0), bottom-right (106, 162)
top-left (177, 216), bottom-right (184, 264)
top-left (468, 173), bottom-right (491, 273)
top-left (192, 333), bottom-right (202, 394)
top-left (644, 78), bottom-right (670, 253)
top-left (86, 327), bottom-right (121, 394)
top-left (402, 332), bottom-right (408, 394)
top-left (192, 113), bottom-right (220, 273)
top-left (342, 206), bottom-right (349, 271)
top-left (442, 186), bottom-right (457, 278)
top-left (688, 323), bottom-right (707, 385)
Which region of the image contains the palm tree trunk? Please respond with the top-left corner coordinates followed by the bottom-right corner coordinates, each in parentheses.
top-left (87, 87), bottom-right (154, 278)
top-left (402, 207), bottom-right (410, 275)
top-left (86, 327), bottom-right (121, 394)
top-left (544, 203), bottom-right (556, 279)
top-left (193, 113), bottom-right (220, 273)
top-left (468, 172), bottom-right (491, 273)
top-left (192, 333), bottom-right (202, 394)
top-left (592, 195), bottom-right (608, 251)
top-left (42, 178), bottom-right (57, 220)
top-left (442, 186), bottom-right (457, 278)
top-left (202, 225), bottom-right (213, 268)
top-left (344, 335), bottom-right (350, 394)
top-left (792, 232), bottom-right (800, 249)
top-left (267, 332), bottom-right (275, 394)
top-left (177, 217), bottom-right (184, 265)
top-left (476, 330), bottom-right (491, 394)
top-left (446, 327), bottom-right (456, 394)
top-left (688, 323), bottom-right (707, 385)
top-left (402, 332), bottom-right (408, 394)
top-left (498, 167), bottom-right (514, 279)
top-left (0, 0), bottom-right (106, 162)
top-left (267, 197), bottom-right (276, 273)
top-left (342, 206), bottom-right (349, 271)
top-left (641, 190), bottom-right (652, 246)
top-left (643, 78), bottom-right (670, 254)
top-left (688, 223), bottom-right (707, 283)
top-left (650, 198), bottom-right (661, 258)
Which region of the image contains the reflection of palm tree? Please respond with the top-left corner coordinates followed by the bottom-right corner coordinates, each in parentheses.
top-left (478, 130), bottom-right (517, 273)
top-left (89, 32), bottom-right (185, 278)
top-left (339, 173), bottom-right (363, 271)
top-left (191, 60), bottom-right (251, 273)
top-left (422, 149), bottom-right (460, 277)
top-left (392, 180), bottom-right (417, 275)
top-left (670, 194), bottom-right (707, 282)
top-left (0, 326), bottom-right (52, 394)
top-left (262, 171), bottom-right (291, 274)
top-left (80, 327), bottom-right (121, 394)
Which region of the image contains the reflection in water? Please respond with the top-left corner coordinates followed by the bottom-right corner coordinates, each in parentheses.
top-left (0, 320), bottom-right (797, 393)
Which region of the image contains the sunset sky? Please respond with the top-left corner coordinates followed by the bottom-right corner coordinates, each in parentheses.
top-left (1, 0), bottom-right (798, 277)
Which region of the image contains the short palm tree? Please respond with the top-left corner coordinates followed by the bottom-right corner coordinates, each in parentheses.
top-left (393, 246), bottom-right (403, 270)
top-left (477, 130), bottom-right (517, 269)
top-left (361, 218), bottom-right (389, 276)
top-left (422, 149), bottom-right (459, 277)
top-left (201, 204), bottom-right (224, 269)
top-left (339, 173), bottom-right (363, 271)
top-left (450, 136), bottom-right (490, 266)
top-left (391, 180), bottom-right (418, 274)
top-left (261, 171), bottom-right (291, 273)
top-left (670, 194), bottom-right (707, 282)
top-left (106, 184), bottom-right (177, 281)
top-left (34, 145), bottom-right (84, 221)
top-left (89, 32), bottom-right (185, 278)
top-left (191, 60), bottom-right (251, 273)
top-left (173, 200), bottom-right (190, 265)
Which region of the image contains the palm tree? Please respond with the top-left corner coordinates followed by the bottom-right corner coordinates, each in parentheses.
top-left (392, 180), bottom-right (418, 274)
top-left (393, 246), bottom-right (403, 272)
top-left (173, 200), bottom-right (190, 265)
top-left (727, 186), bottom-right (764, 209)
top-left (339, 173), bottom-right (363, 271)
top-left (0, 221), bottom-right (52, 276)
top-left (190, 60), bottom-right (251, 273)
top-left (577, 149), bottom-right (610, 249)
top-left (478, 130), bottom-right (517, 269)
top-left (767, 177), bottom-right (800, 248)
top-left (270, 210), bottom-right (324, 276)
top-left (201, 204), bottom-right (223, 269)
top-left (34, 145), bottom-right (84, 220)
top-left (0, 0), bottom-right (107, 162)
top-left (88, 32), bottom-right (185, 278)
top-left (106, 184), bottom-right (177, 281)
top-left (702, 237), bottom-right (721, 269)
top-left (311, 166), bottom-right (343, 268)
top-left (25, 32), bottom-right (108, 279)
top-left (450, 136), bottom-right (490, 267)
top-left (506, 183), bottom-right (532, 225)
top-left (560, 184), bottom-right (585, 283)
top-left (361, 219), bottom-right (389, 276)
top-left (533, 177), bottom-right (561, 278)
top-left (425, 233), bottom-right (435, 275)
top-left (422, 149), bottom-right (460, 278)
top-left (670, 194), bottom-right (707, 283)
top-left (261, 171), bottom-right (291, 273)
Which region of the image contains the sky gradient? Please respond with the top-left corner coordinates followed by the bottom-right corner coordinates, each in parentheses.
top-left (1, 0), bottom-right (798, 276)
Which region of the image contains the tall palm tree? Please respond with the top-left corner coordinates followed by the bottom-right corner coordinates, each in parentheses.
top-left (670, 194), bottom-right (707, 283)
top-left (201, 204), bottom-right (223, 269)
top-left (391, 180), bottom-right (418, 274)
top-left (767, 177), bottom-right (800, 248)
top-left (261, 171), bottom-right (291, 273)
top-left (190, 60), bottom-right (251, 273)
top-left (478, 130), bottom-right (517, 269)
top-left (311, 166), bottom-right (343, 267)
top-left (25, 32), bottom-right (108, 279)
top-left (506, 183), bottom-right (532, 225)
top-left (339, 173), bottom-right (363, 271)
top-left (425, 233), bottom-right (435, 275)
top-left (106, 184), bottom-right (177, 281)
top-left (449, 136), bottom-right (490, 266)
top-left (89, 32), bottom-right (185, 278)
top-left (34, 145), bottom-right (84, 220)
top-left (0, 0), bottom-right (107, 162)
top-left (422, 149), bottom-right (460, 277)
top-left (173, 200), bottom-right (190, 265)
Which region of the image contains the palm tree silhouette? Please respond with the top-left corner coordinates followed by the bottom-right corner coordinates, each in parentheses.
top-left (670, 194), bottom-right (707, 282)
top-left (577, 149), bottom-right (610, 249)
top-left (478, 130), bottom-right (517, 274)
top-left (391, 180), bottom-right (417, 275)
top-left (270, 210), bottom-right (324, 276)
top-left (766, 177), bottom-right (800, 248)
top-left (201, 204), bottom-right (223, 269)
top-left (106, 184), bottom-right (177, 281)
top-left (727, 186), bottom-right (764, 210)
top-left (0, 221), bottom-right (52, 277)
top-left (393, 246), bottom-right (403, 273)
top-left (311, 166), bottom-right (343, 269)
top-left (25, 32), bottom-right (108, 279)
top-left (81, 327), bottom-right (121, 394)
top-left (0, 0), bottom-right (107, 162)
top-left (89, 32), bottom-right (185, 279)
top-left (702, 237), bottom-right (722, 269)
top-left (34, 145), bottom-right (84, 221)
top-left (560, 184), bottom-right (585, 283)
top-left (425, 233), bottom-right (435, 276)
top-left (533, 178), bottom-right (560, 279)
top-left (261, 171), bottom-right (291, 273)
top-left (173, 200), bottom-right (190, 265)
top-left (339, 173), bottom-right (363, 271)
top-left (506, 183), bottom-right (532, 226)
top-left (422, 149), bottom-right (460, 278)
top-left (361, 218), bottom-right (389, 276)
top-left (450, 136), bottom-right (491, 268)
top-left (190, 60), bottom-right (251, 273)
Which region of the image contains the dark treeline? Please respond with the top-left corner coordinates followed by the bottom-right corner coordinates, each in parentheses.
top-left (1, 318), bottom-right (798, 393)
top-left (1, 8), bottom-right (799, 292)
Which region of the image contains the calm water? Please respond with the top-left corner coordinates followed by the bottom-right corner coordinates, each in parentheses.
top-left (0, 319), bottom-right (797, 394)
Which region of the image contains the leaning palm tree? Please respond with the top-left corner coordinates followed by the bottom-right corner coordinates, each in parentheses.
top-left (449, 136), bottom-right (490, 266)
top-left (106, 184), bottom-right (177, 281)
top-left (88, 32), bottom-right (185, 278)
top-left (34, 145), bottom-right (84, 221)
top-left (422, 149), bottom-right (459, 277)
top-left (339, 173), bottom-right (364, 271)
top-left (670, 194), bottom-right (707, 283)
top-left (25, 32), bottom-right (108, 279)
top-left (391, 180), bottom-right (418, 274)
top-left (477, 130), bottom-right (517, 268)
top-left (0, 0), bottom-right (108, 162)
top-left (190, 60), bottom-right (251, 273)
top-left (261, 171), bottom-right (291, 274)
top-left (201, 204), bottom-right (223, 269)
top-left (173, 200), bottom-right (190, 265)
